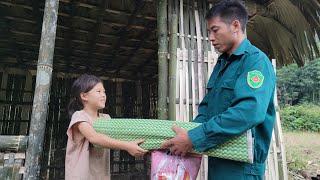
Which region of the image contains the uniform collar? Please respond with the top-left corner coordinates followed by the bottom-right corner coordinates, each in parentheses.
top-left (218, 38), bottom-right (250, 62)
top-left (232, 38), bottom-right (250, 56)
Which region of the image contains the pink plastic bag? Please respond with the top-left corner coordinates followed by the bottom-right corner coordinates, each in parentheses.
top-left (151, 150), bottom-right (202, 180)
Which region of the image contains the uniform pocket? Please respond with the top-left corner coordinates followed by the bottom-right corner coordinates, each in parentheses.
top-left (220, 79), bottom-right (236, 105)
top-left (221, 79), bottom-right (236, 89)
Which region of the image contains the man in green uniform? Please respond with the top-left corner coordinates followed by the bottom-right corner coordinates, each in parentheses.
top-left (162, 0), bottom-right (276, 179)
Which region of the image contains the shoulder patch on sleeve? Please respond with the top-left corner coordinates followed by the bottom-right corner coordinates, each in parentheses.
top-left (247, 70), bottom-right (264, 88)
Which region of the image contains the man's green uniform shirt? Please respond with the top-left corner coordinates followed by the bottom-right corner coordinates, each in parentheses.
top-left (188, 39), bottom-right (276, 179)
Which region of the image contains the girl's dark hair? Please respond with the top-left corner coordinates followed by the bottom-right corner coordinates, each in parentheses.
top-left (67, 74), bottom-right (102, 118)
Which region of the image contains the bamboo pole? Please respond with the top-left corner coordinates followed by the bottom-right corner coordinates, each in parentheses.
top-left (177, 1), bottom-right (184, 121)
top-left (23, 0), bottom-right (59, 179)
top-left (168, 14), bottom-right (178, 121)
top-left (190, 0), bottom-right (198, 117)
top-left (184, 0), bottom-right (193, 121)
top-left (194, 2), bottom-right (205, 101)
top-left (178, 0), bottom-right (189, 122)
top-left (157, 0), bottom-right (169, 120)
top-left (272, 59), bottom-right (288, 180)
top-left (186, 0), bottom-right (194, 120)
top-left (0, 136), bottom-right (28, 152)
top-left (272, 131), bottom-right (280, 180)
top-left (200, 0), bottom-right (208, 83)
top-left (174, 0), bottom-right (180, 121)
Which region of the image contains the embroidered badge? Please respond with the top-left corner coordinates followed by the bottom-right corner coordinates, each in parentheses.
top-left (247, 70), bottom-right (264, 88)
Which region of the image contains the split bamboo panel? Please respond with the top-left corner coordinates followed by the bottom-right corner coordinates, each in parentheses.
top-left (171, 1), bottom-right (217, 180)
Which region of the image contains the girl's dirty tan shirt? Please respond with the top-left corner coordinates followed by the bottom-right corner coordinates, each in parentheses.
top-left (65, 110), bottom-right (111, 180)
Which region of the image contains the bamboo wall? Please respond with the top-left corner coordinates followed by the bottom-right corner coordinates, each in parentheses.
top-left (166, 1), bottom-right (217, 179)
top-left (0, 69), bottom-right (33, 136)
top-left (0, 68), bottom-right (33, 179)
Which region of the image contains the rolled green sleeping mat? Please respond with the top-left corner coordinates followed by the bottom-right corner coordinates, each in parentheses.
top-left (93, 118), bottom-right (253, 163)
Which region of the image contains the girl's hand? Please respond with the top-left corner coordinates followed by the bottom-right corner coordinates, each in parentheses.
top-left (124, 139), bottom-right (148, 157)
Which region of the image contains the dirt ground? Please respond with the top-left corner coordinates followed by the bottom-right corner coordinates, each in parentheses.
top-left (284, 132), bottom-right (320, 179)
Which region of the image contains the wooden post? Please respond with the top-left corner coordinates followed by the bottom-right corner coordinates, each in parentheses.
top-left (0, 136), bottom-right (28, 152)
top-left (168, 13), bottom-right (178, 121)
top-left (157, 0), bottom-right (169, 120)
top-left (23, 0), bottom-right (59, 179)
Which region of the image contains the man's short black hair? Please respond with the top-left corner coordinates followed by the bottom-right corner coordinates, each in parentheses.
top-left (206, 0), bottom-right (248, 32)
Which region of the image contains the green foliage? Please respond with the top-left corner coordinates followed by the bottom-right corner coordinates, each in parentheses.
top-left (277, 59), bottom-right (320, 105)
top-left (280, 104), bottom-right (320, 132)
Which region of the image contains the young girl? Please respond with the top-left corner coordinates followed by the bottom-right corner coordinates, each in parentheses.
top-left (65, 74), bottom-right (147, 180)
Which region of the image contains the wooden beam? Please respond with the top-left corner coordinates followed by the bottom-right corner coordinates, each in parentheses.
top-left (0, 1), bottom-right (155, 31)
top-left (113, 22), bottom-right (156, 73)
top-left (1, 18), bottom-right (26, 69)
top-left (87, 0), bottom-right (109, 71)
top-left (132, 53), bottom-right (157, 74)
top-left (102, 0), bottom-right (146, 69)
top-left (1, 16), bottom-right (157, 49)
top-left (6, 29), bottom-right (155, 53)
top-left (0, 61), bottom-right (153, 81)
top-left (63, 0), bottom-right (78, 73)
top-left (31, 0), bottom-right (43, 35)
top-left (0, 44), bottom-right (153, 62)
top-left (23, 0), bottom-right (59, 179)
top-left (62, 0), bottom-right (157, 20)
top-left (2, 14), bottom-right (155, 40)
top-left (58, 64), bottom-right (152, 80)
top-left (0, 136), bottom-right (28, 152)
top-left (0, 47), bottom-right (155, 68)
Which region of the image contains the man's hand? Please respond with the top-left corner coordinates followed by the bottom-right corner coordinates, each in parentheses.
top-left (161, 125), bottom-right (193, 156)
